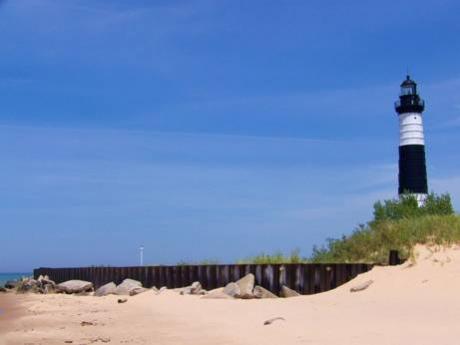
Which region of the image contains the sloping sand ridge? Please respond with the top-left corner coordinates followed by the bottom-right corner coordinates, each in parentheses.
top-left (2, 244), bottom-right (460, 345)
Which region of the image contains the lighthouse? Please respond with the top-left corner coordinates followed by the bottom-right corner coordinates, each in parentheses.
top-left (395, 75), bottom-right (428, 204)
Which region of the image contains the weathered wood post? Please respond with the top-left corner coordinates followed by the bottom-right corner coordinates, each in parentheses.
top-left (389, 250), bottom-right (401, 265)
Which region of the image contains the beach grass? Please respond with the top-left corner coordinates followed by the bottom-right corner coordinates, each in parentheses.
top-left (239, 192), bottom-right (458, 265)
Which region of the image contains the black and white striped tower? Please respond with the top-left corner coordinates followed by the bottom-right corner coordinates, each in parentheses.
top-left (395, 75), bottom-right (428, 204)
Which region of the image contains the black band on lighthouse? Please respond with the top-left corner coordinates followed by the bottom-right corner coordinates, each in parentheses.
top-left (398, 144), bottom-right (428, 195)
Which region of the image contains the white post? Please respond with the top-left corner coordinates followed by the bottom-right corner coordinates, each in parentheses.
top-left (140, 245), bottom-right (144, 266)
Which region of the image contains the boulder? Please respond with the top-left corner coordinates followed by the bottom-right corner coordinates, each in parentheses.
top-left (129, 287), bottom-right (147, 296)
top-left (0, 287), bottom-right (7, 293)
top-left (280, 285), bottom-right (300, 298)
top-left (56, 280), bottom-right (94, 294)
top-left (43, 283), bottom-right (56, 294)
top-left (94, 282), bottom-right (117, 297)
top-left (16, 279), bottom-right (40, 293)
top-left (38, 275), bottom-right (56, 287)
top-left (202, 288), bottom-right (234, 299)
top-left (5, 281), bottom-right (18, 289)
top-left (179, 281), bottom-right (203, 295)
top-left (253, 286), bottom-right (278, 299)
top-left (115, 279), bottom-right (145, 296)
top-left (235, 274), bottom-right (255, 299)
top-left (223, 282), bottom-right (241, 297)
top-left (190, 281), bottom-right (202, 294)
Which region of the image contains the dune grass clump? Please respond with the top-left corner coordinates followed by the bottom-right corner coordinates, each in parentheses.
top-left (236, 249), bottom-right (306, 264)
top-left (311, 193), bottom-right (459, 264)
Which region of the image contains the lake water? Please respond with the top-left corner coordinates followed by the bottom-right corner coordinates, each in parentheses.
top-left (0, 273), bottom-right (32, 287)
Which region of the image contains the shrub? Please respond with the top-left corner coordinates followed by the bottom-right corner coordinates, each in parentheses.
top-left (310, 192), bottom-right (458, 264)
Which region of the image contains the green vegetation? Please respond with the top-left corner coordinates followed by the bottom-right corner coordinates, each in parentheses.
top-left (176, 259), bottom-right (221, 266)
top-left (238, 193), bottom-right (458, 265)
top-left (311, 193), bottom-right (458, 264)
top-left (236, 249), bottom-right (306, 264)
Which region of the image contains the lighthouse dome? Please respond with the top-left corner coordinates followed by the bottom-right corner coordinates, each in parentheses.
top-left (395, 75), bottom-right (424, 113)
top-left (400, 75), bottom-right (417, 96)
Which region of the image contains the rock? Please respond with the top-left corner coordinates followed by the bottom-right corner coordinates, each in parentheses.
top-left (253, 286), bottom-right (278, 299)
top-left (280, 285), bottom-right (300, 298)
top-left (179, 281), bottom-right (203, 295)
top-left (37, 275), bottom-right (56, 287)
top-left (129, 287), bottom-right (147, 296)
top-left (223, 282), bottom-right (241, 297)
top-left (190, 281), bottom-right (202, 294)
top-left (202, 288), bottom-right (234, 299)
top-left (0, 287), bottom-right (7, 293)
top-left (94, 282), bottom-right (117, 297)
top-left (117, 298), bottom-right (128, 304)
top-left (350, 280), bottom-right (373, 293)
top-left (115, 279), bottom-right (143, 296)
top-left (151, 286), bottom-right (159, 294)
top-left (80, 321), bottom-right (95, 326)
top-left (56, 280), bottom-right (94, 294)
top-left (35, 275), bottom-right (56, 294)
top-left (235, 274), bottom-right (255, 299)
top-left (159, 286), bottom-right (168, 293)
top-left (4, 281), bottom-right (18, 289)
top-left (43, 283), bottom-right (56, 294)
top-left (16, 279), bottom-right (40, 293)
top-left (263, 317), bottom-right (286, 325)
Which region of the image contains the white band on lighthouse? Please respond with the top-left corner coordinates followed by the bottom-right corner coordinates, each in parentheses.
top-left (399, 112), bottom-right (425, 146)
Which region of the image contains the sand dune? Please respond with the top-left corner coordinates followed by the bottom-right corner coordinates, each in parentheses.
top-left (2, 244), bottom-right (460, 345)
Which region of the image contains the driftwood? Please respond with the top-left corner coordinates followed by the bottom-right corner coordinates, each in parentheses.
top-left (263, 317), bottom-right (286, 325)
top-left (350, 280), bottom-right (373, 292)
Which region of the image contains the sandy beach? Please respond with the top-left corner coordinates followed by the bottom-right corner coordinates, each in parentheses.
top-left (1, 245), bottom-right (459, 345)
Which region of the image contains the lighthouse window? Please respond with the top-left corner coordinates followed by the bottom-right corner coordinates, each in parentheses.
top-left (401, 87), bottom-right (412, 96)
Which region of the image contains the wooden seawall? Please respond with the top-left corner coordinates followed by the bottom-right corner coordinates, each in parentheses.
top-left (34, 263), bottom-right (373, 295)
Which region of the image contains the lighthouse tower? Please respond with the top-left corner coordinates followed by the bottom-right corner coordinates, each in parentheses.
top-left (395, 75), bottom-right (428, 204)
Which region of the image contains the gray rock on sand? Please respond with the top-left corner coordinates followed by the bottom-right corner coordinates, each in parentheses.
top-left (4, 281), bottom-right (18, 289)
top-left (43, 283), bottom-right (56, 294)
top-left (115, 279), bottom-right (146, 296)
top-left (16, 279), bottom-right (40, 293)
top-left (37, 275), bottom-right (56, 294)
top-left (95, 282), bottom-right (117, 297)
top-left (202, 287), bottom-right (234, 299)
top-left (56, 280), bottom-right (94, 294)
top-left (179, 281), bottom-right (203, 295)
top-left (38, 275), bottom-right (56, 287)
top-left (235, 274), bottom-right (255, 299)
top-left (350, 280), bottom-right (373, 293)
top-left (190, 281), bottom-right (202, 294)
top-left (280, 285), bottom-right (300, 298)
top-left (253, 285), bottom-right (278, 299)
top-left (223, 282), bottom-right (241, 297)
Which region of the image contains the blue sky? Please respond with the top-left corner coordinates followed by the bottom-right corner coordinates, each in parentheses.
top-left (1, 0), bottom-right (459, 272)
